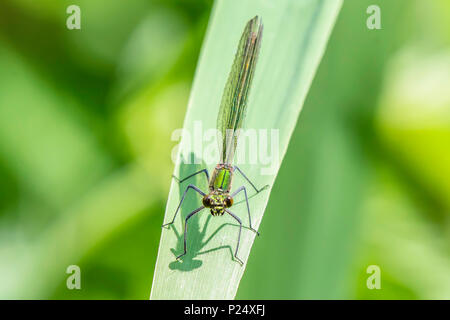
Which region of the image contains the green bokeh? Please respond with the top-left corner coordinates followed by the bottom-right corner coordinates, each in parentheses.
top-left (0, 0), bottom-right (448, 299)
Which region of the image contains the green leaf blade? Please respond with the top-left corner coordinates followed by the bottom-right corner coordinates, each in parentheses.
top-left (151, 0), bottom-right (343, 300)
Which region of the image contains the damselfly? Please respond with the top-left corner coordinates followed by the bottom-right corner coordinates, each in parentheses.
top-left (162, 16), bottom-right (267, 265)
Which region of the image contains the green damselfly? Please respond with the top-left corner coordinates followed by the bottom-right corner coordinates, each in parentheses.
top-left (162, 16), bottom-right (267, 265)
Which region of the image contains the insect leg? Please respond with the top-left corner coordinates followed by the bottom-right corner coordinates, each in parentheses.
top-left (177, 206), bottom-right (205, 260)
top-left (233, 166), bottom-right (268, 194)
top-left (172, 168), bottom-right (209, 185)
top-left (231, 186), bottom-right (259, 236)
top-left (225, 209), bottom-right (244, 265)
top-left (162, 184), bottom-right (205, 228)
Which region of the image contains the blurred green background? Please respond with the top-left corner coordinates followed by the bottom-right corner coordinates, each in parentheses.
top-left (0, 0), bottom-right (449, 299)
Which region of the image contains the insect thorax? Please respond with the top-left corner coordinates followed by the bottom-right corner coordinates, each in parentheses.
top-left (209, 164), bottom-right (234, 193)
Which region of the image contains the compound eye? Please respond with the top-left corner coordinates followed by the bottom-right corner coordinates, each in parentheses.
top-left (202, 195), bottom-right (212, 207)
top-left (225, 196), bottom-right (233, 207)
